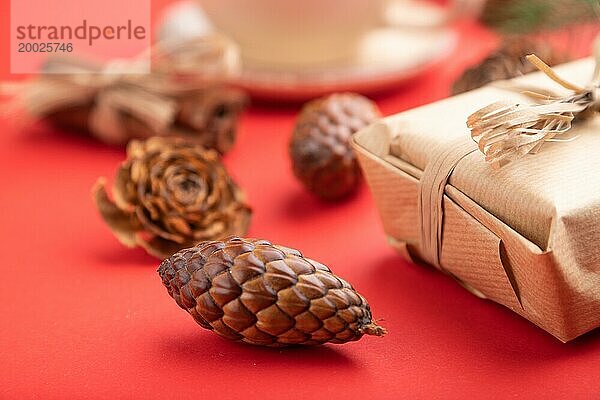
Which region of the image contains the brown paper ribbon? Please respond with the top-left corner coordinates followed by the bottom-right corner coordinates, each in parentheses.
top-left (468, 38), bottom-right (600, 167)
top-left (418, 138), bottom-right (478, 268)
top-left (2, 34), bottom-right (240, 144)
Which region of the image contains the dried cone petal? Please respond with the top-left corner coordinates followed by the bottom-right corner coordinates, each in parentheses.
top-left (93, 137), bottom-right (251, 259)
top-left (158, 236), bottom-right (386, 346)
top-left (290, 93), bottom-right (380, 200)
top-left (480, 0), bottom-right (597, 34)
top-left (175, 87), bottom-right (248, 154)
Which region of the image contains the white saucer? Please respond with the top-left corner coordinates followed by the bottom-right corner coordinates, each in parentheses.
top-left (236, 27), bottom-right (458, 101)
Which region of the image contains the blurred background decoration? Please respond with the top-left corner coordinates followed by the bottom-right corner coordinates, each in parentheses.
top-left (2, 29), bottom-right (248, 152)
top-left (155, 0), bottom-right (600, 101)
top-left (480, 0), bottom-right (599, 34)
top-left (157, 0), bottom-right (485, 100)
top-left (455, 0), bottom-right (600, 94)
top-left (452, 37), bottom-right (568, 94)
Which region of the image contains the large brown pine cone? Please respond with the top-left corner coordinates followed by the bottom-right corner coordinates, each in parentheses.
top-left (289, 93), bottom-right (380, 200)
top-left (93, 138), bottom-right (251, 259)
top-left (158, 236), bottom-right (386, 346)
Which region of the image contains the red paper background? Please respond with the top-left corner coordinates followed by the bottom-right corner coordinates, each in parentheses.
top-left (1, 1), bottom-right (599, 399)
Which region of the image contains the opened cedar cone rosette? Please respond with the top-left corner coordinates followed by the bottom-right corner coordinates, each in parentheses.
top-left (93, 137), bottom-right (251, 258)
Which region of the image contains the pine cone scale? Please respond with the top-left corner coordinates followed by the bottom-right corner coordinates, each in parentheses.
top-left (158, 236), bottom-right (386, 346)
top-left (221, 299), bottom-right (256, 332)
top-left (209, 273), bottom-right (240, 306)
top-left (197, 292), bottom-right (223, 322)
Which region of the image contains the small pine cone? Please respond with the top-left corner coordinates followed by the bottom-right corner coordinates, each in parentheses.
top-left (289, 93), bottom-right (380, 200)
top-left (158, 236), bottom-right (386, 346)
top-left (452, 38), bottom-right (568, 95)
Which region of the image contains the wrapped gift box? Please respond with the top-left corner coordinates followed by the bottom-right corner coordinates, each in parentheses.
top-left (353, 58), bottom-right (600, 342)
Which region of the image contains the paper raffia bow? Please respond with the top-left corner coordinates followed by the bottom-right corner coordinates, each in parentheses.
top-left (2, 34), bottom-right (240, 144)
top-left (467, 40), bottom-right (600, 167)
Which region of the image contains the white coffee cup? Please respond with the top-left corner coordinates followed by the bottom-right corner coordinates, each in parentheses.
top-left (199, 0), bottom-right (388, 68)
top-left (198, 0), bottom-right (482, 69)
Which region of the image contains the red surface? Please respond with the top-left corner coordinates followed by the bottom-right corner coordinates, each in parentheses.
top-left (1, 1), bottom-right (600, 399)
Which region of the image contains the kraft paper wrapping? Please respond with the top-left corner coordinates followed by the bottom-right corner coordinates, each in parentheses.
top-left (353, 58), bottom-right (600, 342)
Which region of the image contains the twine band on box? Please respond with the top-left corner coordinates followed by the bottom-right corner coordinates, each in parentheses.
top-left (417, 138), bottom-right (478, 268)
top-left (418, 47), bottom-right (600, 291)
top-left (419, 50), bottom-right (600, 269)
